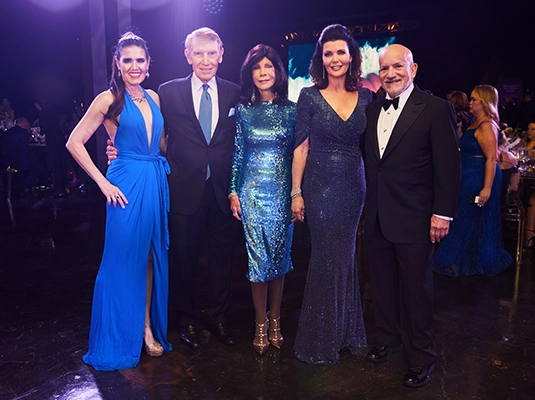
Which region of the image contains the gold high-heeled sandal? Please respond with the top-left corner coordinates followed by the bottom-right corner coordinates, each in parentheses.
top-left (268, 313), bottom-right (284, 349)
top-left (253, 319), bottom-right (269, 355)
top-left (144, 324), bottom-right (164, 357)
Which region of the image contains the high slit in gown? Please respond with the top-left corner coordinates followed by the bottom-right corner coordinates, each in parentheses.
top-left (83, 89), bottom-right (172, 371)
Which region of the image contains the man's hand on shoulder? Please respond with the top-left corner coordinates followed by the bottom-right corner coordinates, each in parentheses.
top-left (106, 139), bottom-right (118, 165)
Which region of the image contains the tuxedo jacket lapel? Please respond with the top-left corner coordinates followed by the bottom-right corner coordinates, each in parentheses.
top-left (382, 89), bottom-right (426, 160)
top-left (368, 101), bottom-right (382, 160)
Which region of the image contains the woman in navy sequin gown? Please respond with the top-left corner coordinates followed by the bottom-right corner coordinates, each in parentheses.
top-left (66, 33), bottom-right (171, 370)
top-left (229, 45), bottom-right (295, 355)
top-left (291, 24), bottom-right (370, 365)
top-left (433, 85), bottom-right (512, 276)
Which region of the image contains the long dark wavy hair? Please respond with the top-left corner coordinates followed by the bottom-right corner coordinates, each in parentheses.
top-left (104, 32), bottom-right (150, 126)
top-left (239, 44), bottom-right (290, 106)
top-left (309, 24), bottom-right (362, 91)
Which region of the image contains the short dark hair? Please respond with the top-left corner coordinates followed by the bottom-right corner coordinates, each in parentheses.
top-left (447, 90), bottom-right (469, 111)
top-left (239, 44), bottom-right (289, 106)
top-left (309, 24), bottom-right (362, 91)
top-left (15, 117), bottom-right (30, 126)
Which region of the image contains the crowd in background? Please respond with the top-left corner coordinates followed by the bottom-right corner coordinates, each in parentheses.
top-left (0, 98), bottom-right (87, 198)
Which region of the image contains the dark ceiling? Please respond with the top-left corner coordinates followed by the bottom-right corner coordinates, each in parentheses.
top-left (1, 0), bottom-right (533, 119)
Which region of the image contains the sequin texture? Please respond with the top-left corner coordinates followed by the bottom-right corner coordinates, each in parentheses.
top-left (293, 86), bottom-right (371, 365)
top-left (230, 101), bottom-right (296, 282)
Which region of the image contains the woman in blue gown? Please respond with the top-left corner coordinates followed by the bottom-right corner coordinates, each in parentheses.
top-left (229, 45), bottom-right (295, 355)
top-left (433, 85), bottom-right (512, 276)
top-left (66, 33), bottom-right (171, 370)
top-left (291, 24), bottom-right (370, 365)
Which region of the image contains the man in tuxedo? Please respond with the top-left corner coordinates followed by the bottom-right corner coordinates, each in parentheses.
top-left (363, 44), bottom-right (461, 387)
top-left (158, 27), bottom-right (240, 349)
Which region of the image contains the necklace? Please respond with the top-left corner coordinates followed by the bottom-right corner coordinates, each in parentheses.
top-left (126, 90), bottom-right (146, 103)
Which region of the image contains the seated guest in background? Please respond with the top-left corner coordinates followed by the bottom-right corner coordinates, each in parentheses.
top-left (522, 121), bottom-right (535, 246)
top-left (229, 44), bottom-right (296, 356)
top-left (526, 121), bottom-right (535, 159)
top-left (0, 98), bottom-right (15, 123)
top-left (1, 117), bottom-right (33, 196)
top-left (520, 89), bottom-right (535, 130)
top-left (434, 85), bottom-right (512, 276)
top-left (37, 99), bottom-right (69, 196)
top-left (446, 90), bottom-right (474, 135)
top-left (497, 130), bottom-right (519, 206)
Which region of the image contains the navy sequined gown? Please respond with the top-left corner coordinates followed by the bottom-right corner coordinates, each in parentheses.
top-left (433, 125), bottom-right (512, 276)
top-left (293, 86), bottom-right (370, 365)
top-left (230, 101), bottom-right (296, 282)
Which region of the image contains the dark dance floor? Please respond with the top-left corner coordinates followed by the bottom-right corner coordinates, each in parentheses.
top-left (1, 188), bottom-right (535, 400)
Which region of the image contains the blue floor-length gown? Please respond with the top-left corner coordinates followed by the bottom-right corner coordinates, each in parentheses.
top-left (433, 125), bottom-right (512, 276)
top-left (229, 101), bottom-right (295, 282)
top-left (83, 89), bottom-right (172, 371)
top-left (293, 86), bottom-right (370, 365)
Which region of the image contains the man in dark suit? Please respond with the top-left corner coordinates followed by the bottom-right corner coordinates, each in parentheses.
top-left (158, 27), bottom-right (240, 349)
top-left (363, 44), bottom-right (461, 388)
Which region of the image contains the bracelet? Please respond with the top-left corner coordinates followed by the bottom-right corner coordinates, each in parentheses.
top-left (228, 192), bottom-right (238, 200)
top-left (291, 188), bottom-right (302, 199)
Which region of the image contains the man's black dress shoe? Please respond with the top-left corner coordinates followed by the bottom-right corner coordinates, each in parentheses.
top-left (366, 344), bottom-right (401, 363)
top-left (180, 325), bottom-right (200, 349)
top-left (207, 322), bottom-right (236, 346)
top-left (403, 363), bottom-right (435, 388)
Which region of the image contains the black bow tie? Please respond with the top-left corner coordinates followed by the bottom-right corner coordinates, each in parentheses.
top-left (381, 97), bottom-right (399, 111)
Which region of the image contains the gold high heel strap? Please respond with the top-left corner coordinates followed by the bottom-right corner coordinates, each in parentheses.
top-left (253, 319), bottom-right (269, 355)
top-left (268, 315), bottom-right (284, 349)
top-left (268, 316), bottom-right (281, 332)
top-left (255, 319), bottom-right (269, 335)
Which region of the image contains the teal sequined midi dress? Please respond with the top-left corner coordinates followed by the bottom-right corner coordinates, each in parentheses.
top-left (230, 101), bottom-right (296, 283)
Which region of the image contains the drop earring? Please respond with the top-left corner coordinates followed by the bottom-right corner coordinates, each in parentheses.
top-left (251, 89), bottom-right (256, 104)
top-left (322, 67), bottom-right (325, 80)
top-left (118, 69), bottom-right (121, 77)
top-left (349, 62), bottom-right (352, 76)
top-left (146, 70), bottom-right (150, 79)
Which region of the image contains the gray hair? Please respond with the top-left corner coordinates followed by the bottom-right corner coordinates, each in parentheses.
top-left (185, 27), bottom-right (223, 51)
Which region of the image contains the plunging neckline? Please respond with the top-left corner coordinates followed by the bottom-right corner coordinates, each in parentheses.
top-left (127, 88), bottom-right (154, 150)
top-left (318, 87), bottom-right (359, 122)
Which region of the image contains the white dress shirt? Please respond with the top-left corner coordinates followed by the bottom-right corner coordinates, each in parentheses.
top-left (377, 83), bottom-right (414, 158)
top-left (191, 73), bottom-right (219, 139)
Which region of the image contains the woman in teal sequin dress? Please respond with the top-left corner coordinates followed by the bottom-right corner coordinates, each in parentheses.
top-left (433, 85), bottom-right (512, 276)
top-left (66, 33), bottom-right (171, 370)
top-left (229, 45), bottom-right (295, 355)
